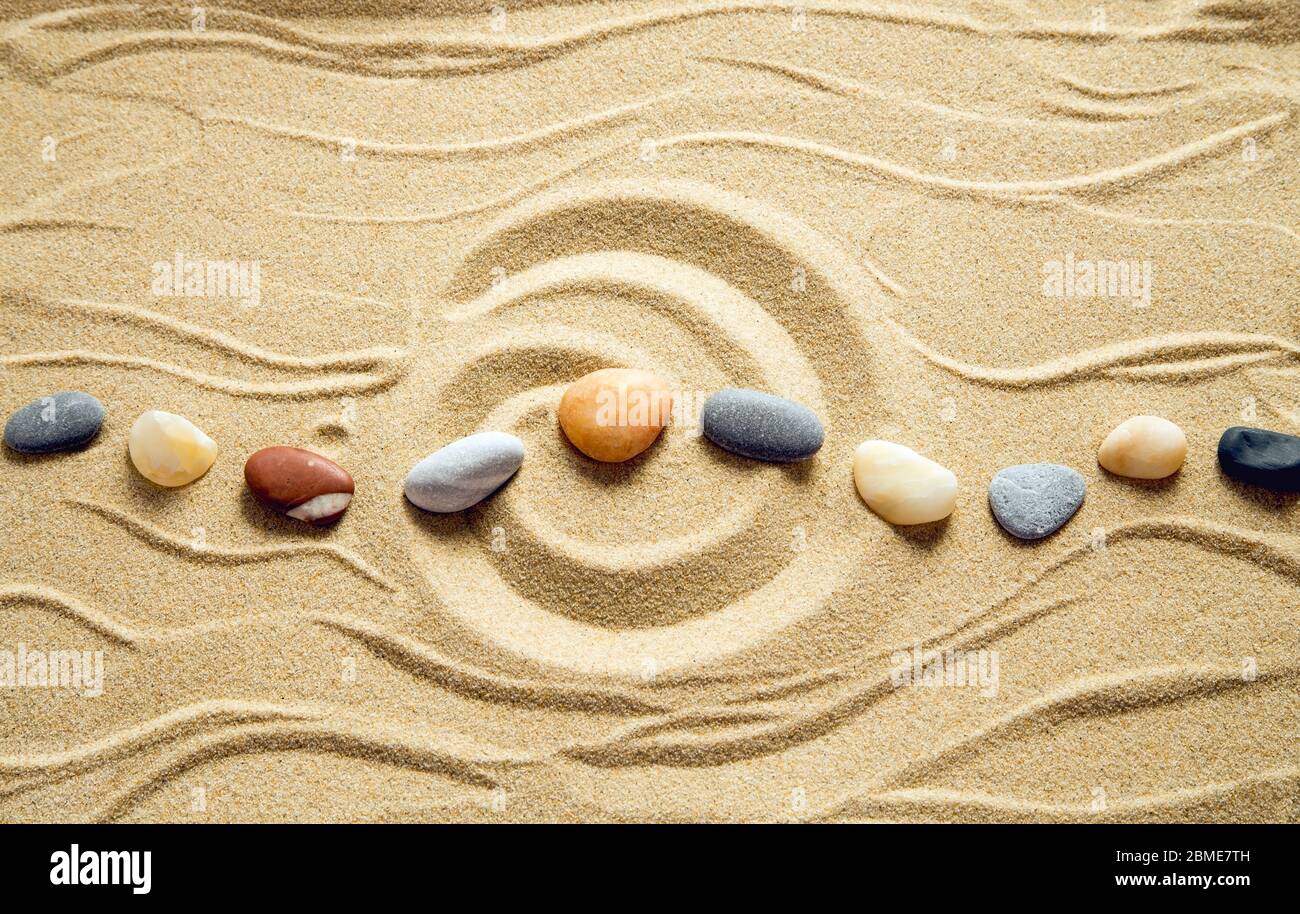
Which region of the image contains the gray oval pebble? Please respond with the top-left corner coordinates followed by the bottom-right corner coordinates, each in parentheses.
top-left (4, 391), bottom-right (105, 454)
top-left (988, 463), bottom-right (1085, 540)
top-left (404, 431), bottom-right (524, 513)
top-left (701, 388), bottom-right (824, 463)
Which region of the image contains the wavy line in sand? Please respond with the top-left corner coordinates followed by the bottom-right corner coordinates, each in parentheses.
top-left (1046, 197), bottom-right (1300, 244)
top-left (273, 147), bottom-right (622, 225)
top-left (649, 112), bottom-right (1290, 199)
top-left (444, 177), bottom-right (906, 314)
top-left (1247, 366), bottom-right (1300, 428)
top-left (695, 54), bottom-right (1076, 128)
top-left (566, 517), bottom-right (1300, 766)
top-left (28, 296), bottom-right (408, 370)
top-left (1038, 95), bottom-right (1185, 122)
top-left (0, 155), bottom-right (192, 231)
top-left (11, 3), bottom-right (1291, 85)
top-left (1036, 81), bottom-right (1296, 124)
top-left (70, 500), bottom-right (396, 592)
top-left (0, 350), bottom-right (396, 398)
top-left (1057, 74), bottom-right (1202, 100)
top-left (881, 517), bottom-right (1299, 678)
top-left (1034, 72), bottom-right (1297, 122)
top-left (0, 583), bottom-right (142, 645)
top-left (574, 657), bottom-right (1299, 774)
top-left (91, 718), bottom-right (532, 821)
top-left (562, 601), bottom-right (1076, 769)
top-left (879, 664), bottom-right (1300, 791)
top-left (814, 767), bottom-right (1300, 823)
top-left (445, 251), bottom-right (818, 385)
top-left (8, 30), bottom-right (481, 82)
top-left (1, 701), bottom-right (532, 817)
top-left (312, 616), bottom-right (667, 715)
top-left (888, 324), bottom-right (1300, 387)
top-left (0, 700), bottom-right (323, 787)
top-left (207, 87), bottom-right (688, 158)
top-left (287, 165), bottom-right (911, 326)
top-left (0, 584), bottom-right (667, 716)
top-left (735, 516), bottom-right (1300, 707)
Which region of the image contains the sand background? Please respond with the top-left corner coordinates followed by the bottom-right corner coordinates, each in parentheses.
top-left (0, 0), bottom-right (1296, 822)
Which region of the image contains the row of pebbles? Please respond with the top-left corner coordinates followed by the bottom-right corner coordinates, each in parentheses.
top-left (6, 381), bottom-right (1298, 537)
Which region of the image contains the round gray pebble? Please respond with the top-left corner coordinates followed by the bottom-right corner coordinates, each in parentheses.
top-left (4, 391), bottom-right (105, 454)
top-left (701, 388), bottom-right (824, 463)
top-left (988, 463), bottom-right (1085, 540)
top-left (404, 431), bottom-right (524, 513)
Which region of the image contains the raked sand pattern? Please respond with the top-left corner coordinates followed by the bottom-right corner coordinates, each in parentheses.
top-left (0, 1), bottom-right (1297, 822)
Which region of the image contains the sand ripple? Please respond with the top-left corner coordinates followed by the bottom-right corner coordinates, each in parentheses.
top-left (70, 500), bottom-right (396, 591)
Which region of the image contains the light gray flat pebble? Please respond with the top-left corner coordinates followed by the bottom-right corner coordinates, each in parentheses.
top-left (701, 388), bottom-right (824, 463)
top-left (988, 463), bottom-right (1085, 540)
top-left (404, 431), bottom-right (524, 513)
top-left (4, 391), bottom-right (105, 454)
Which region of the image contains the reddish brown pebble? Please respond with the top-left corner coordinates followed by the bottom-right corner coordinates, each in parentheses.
top-left (244, 446), bottom-right (354, 525)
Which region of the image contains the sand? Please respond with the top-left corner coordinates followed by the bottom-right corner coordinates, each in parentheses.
top-left (0, 0), bottom-right (1296, 823)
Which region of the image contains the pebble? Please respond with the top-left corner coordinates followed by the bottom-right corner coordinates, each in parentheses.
top-left (1097, 415), bottom-right (1186, 479)
top-left (1217, 426), bottom-right (1300, 491)
top-left (245, 446), bottom-right (354, 525)
top-left (988, 463), bottom-right (1086, 540)
top-left (853, 440), bottom-right (958, 525)
top-left (701, 388), bottom-right (823, 462)
top-left (558, 368), bottom-right (673, 463)
top-left (128, 410), bottom-right (217, 487)
top-left (4, 391), bottom-right (104, 454)
top-left (404, 432), bottom-right (525, 513)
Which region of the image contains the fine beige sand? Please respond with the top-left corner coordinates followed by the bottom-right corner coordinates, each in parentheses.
top-left (1, 0), bottom-right (1297, 823)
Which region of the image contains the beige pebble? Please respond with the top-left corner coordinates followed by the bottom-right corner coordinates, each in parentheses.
top-left (128, 410), bottom-right (217, 487)
top-left (853, 440), bottom-right (958, 525)
top-left (1098, 415), bottom-right (1186, 479)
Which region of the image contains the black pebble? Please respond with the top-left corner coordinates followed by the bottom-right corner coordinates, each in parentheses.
top-left (1217, 426), bottom-right (1300, 491)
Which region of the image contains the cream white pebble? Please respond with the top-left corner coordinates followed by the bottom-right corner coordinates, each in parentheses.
top-left (853, 440), bottom-right (958, 525)
top-left (1098, 415), bottom-right (1186, 479)
top-left (128, 410), bottom-right (217, 487)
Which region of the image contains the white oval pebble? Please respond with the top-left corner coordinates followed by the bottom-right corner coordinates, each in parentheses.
top-left (853, 440), bottom-right (958, 525)
top-left (1098, 415), bottom-right (1186, 479)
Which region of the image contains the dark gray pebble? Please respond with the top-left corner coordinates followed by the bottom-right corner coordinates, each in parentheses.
top-left (701, 388), bottom-right (824, 463)
top-left (4, 391), bottom-right (105, 454)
